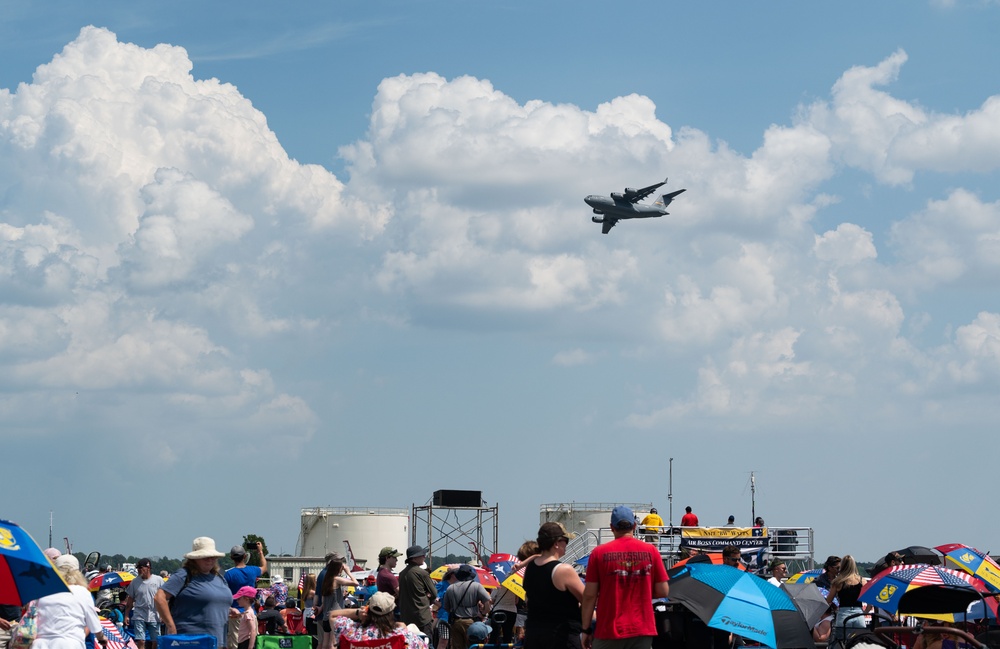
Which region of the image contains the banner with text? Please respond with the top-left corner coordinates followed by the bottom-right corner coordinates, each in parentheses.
top-left (680, 526), bottom-right (769, 550)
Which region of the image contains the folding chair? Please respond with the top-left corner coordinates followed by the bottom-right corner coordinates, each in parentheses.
top-left (336, 634), bottom-right (406, 649)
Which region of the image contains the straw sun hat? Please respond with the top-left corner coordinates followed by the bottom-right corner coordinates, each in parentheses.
top-left (185, 537), bottom-right (225, 559)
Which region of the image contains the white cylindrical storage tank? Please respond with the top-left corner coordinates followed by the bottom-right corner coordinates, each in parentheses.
top-left (298, 507), bottom-right (409, 569)
top-left (539, 502), bottom-right (653, 535)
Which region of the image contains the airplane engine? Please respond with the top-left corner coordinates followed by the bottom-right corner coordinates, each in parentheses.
top-left (624, 188), bottom-right (637, 195)
top-left (610, 192), bottom-right (624, 200)
top-left (592, 208), bottom-right (603, 214)
top-left (592, 216), bottom-right (604, 223)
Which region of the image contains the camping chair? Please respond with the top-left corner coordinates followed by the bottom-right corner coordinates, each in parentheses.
top-left (336, 634), bottom-right (406, 649)
top-left (829, 612), bottom-right (890, 649)
top-left (874, 624), bottom-right (987, 649)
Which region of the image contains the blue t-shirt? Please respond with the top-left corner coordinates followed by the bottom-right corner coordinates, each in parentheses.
top-left (434, 581), bottom-right (450, 622)
top-left (224, 566), bottom-right (263, 596)
top-left (163, 569), bottom-right (232, 649)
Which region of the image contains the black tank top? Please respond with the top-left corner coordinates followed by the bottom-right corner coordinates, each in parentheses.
top-left (838, 582), bottom-right (863, 607)
top-left (523, 560), bottom-right (581, 631)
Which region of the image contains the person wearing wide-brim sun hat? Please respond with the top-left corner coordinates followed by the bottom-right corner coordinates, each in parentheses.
top-left (155, 537), bottom-right (235, 649)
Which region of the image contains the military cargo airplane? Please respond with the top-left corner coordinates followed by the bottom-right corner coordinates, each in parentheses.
top-left (585, 177), bottom-right (686, 234)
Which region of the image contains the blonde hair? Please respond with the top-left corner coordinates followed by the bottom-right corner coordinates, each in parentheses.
top-left (59, 567), bottom-right (88, 588)
top-left (832, 555), bottom-right (860, 589)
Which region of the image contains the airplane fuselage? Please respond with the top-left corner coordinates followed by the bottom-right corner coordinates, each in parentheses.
top-left (584, 195), bottom-right (668, 220)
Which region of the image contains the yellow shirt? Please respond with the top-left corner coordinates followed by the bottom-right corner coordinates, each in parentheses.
top-left (640, 513), bottom-right (664, 530)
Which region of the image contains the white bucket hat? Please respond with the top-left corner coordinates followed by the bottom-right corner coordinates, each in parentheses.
top-left (184, 537), bottom-right (225, 559)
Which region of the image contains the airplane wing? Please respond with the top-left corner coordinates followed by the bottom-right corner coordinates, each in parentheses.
top-left (625, 177), bottom-right (668, 204)
top-left (602, 217), bottom-right (618, 234)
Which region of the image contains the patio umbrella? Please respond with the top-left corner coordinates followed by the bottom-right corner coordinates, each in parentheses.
top-left (859, 563), bottom-right (990, 615)
top-left (780, 582), bottom-right (830, 629)
top-left (0, 519), bottom-right (70, 606)
top-left (428, 564), bottom-right (500, 589)
top-left (935, 543), bottom-right (1000, 593)
top-left (89, 571), bottom-right (136, 592)
top-left (666, 563), bottom-right (814, 649)
top-left (785, 569), bottom-right (823, 584)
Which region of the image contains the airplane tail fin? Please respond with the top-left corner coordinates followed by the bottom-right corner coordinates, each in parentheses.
top-left (654, 188), bottom-right (686, 208)
top-left (343, 540), bottom-right (361, 571)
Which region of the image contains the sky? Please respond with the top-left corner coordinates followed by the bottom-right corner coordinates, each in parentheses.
top-left (2, 0), bottom-right (1000, 567)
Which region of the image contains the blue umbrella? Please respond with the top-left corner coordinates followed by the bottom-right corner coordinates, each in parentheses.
top-left (786, 568), bottom-right (823, 584)
top-left (0, 519), bottom-right (70, 605)
top-left (667, 563), bottom-right (813, 649)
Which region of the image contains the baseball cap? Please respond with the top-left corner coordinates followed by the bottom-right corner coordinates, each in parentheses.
top-left (379, 546), bottom-right (401, 559)
top-left (367, 591), bottom-right (396, 615)
top-left (137, 558), bottom-right (152, 568)
top-left (537, 522), bottom-right (575, 543)
top-left (235, 586), bottom-right (258, 600)
top-left (230, 545), bottom-right (247, 558)
top-left (468, 621), bottom-right (492, 642)
top-left (611, 505), bottom-right (636, 529)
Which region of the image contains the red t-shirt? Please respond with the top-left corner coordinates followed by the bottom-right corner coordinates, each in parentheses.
top-left (585, 535), bottom-right (669, 639)
top-left (680, 513), bottom-right (699, 526)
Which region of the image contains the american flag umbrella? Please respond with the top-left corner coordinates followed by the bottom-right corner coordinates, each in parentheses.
top-left (666, 563), bottom-right (813, 649)
top-left (487, 553), bottom-right (517, 583)
top-left (859, 563), bottom-right (990, 615)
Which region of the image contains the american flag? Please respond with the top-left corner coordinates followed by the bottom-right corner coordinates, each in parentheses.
top-left (99, 617), bottom-right (138, 649)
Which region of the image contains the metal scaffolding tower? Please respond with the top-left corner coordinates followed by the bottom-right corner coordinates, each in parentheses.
top-left (411, 491), bottom-right (498, 566)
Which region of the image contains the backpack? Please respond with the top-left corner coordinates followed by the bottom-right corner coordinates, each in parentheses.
top-left (9, 601), bottom-right (38, 649)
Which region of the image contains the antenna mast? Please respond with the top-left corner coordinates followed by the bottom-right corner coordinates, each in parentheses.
top-left (668, 457), bottom-right (674, 526)
top-left (750, 471), bottom-right (756, 522)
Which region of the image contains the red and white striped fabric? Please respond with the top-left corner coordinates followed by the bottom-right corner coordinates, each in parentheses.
top-left (888, 564), bottom-right (979, 586)
top-left (99, 617), bottom-right (138, 649)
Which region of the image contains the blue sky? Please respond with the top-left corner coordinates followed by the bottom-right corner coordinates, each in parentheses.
top-left (3, 0), bottom-right (1000, 566)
